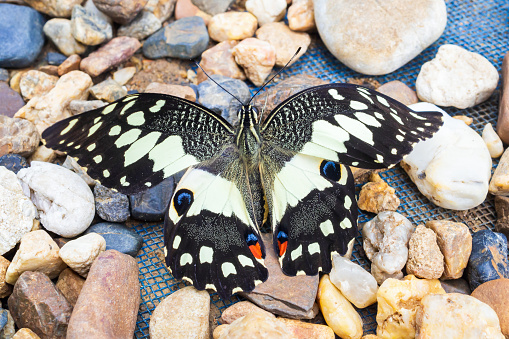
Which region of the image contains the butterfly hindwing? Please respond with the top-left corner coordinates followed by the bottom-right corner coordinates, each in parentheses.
top-left (41, 93), bottom-right (235, 194)
top-left (261, 83), bottom-right (443, 169)
top-left (165, 145), bottom-right (269, 298)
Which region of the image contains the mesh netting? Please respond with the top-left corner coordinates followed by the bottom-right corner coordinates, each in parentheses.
top-left (132, 0), bottom-right (509, 336)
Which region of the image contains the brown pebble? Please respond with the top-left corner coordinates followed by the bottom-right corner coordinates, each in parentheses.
top-left (471, 278), bottom-right (509, 338)
top-left (406, 225), bottom-right (444, 279)
top-left (220, 301), bottom-right (274, 324)
top-left (494, 195), bottom-right (509, 241)
top-left (358, 175), bottom-right (400, 213)
top-left (55, 268), bottom-right (85, 307)
top-left (0, 255), bottom-right (12, 298)
top-left (497, 51), bottom-right (509, 144)
top-left (174, 0), bottom-right (199, 19)
top-left (57, 54), bottom-right (81, 76)
top-left (92, 0), bottom-right (147, 25)
top-left (12, 328), bottom-right (41, 339)
top-left (144, 82), bottom-right (196, 101)
top-left (377, 80), bottom-right (418, 106)
top-left (197, 40), bottom-right (246, 83)
top-left (0, 82), bottom-right (25, 118)
top-left (38, 65), bottom-right (59, 77)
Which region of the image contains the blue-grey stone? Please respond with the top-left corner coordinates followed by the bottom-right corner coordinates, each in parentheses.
top-left (129, 176), bottom-right (176, 222)
top-left (0, 154), bottom-right (29, 174)
top-left (0, 68), bottom-right (8, 82)
top-left (84, 222), bottom-right (143, 257)
top-left (197, 75), bottom-right (251, 125)
top-left (0, 4), bottom-right (45, 68)
top-left (440, 278), bottom-right (471, 295)
top-left (0, 308), bottom-right (7, 332)
top-left (467, 229), bottom-right (509, 290)
top-left (143, 16), bottom-right (209, 60)
top-left (46, 52), bottom-right (67, 66)
top-left (127, 89), bottom-right (139, 95)
top-left (191, 0), bottom-right (235, 15)
top-left (94, 184), bottom-right (130, 222)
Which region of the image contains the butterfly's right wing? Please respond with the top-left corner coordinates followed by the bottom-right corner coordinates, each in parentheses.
top-left (42, 93), bottom-right (235, 194)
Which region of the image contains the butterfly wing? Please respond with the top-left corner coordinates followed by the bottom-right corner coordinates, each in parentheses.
top-left (165, 145), bottom-right (268, 298)
top-left (42, 93), bottom-right (235, 194)
top-left (261, 83), bottom-right (443, 169)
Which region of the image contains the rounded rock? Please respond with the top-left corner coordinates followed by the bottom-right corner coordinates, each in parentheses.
top-left (43, 19), bottom-right (87, 56)
top-left (405, 225), bottom-right (444, 279)
top-left (197, 40), bottom-right (246, 83)
top-left (376, 80), bottom-right (418, 106)
top-left (482, 123), bottom-right (504, 158)
top-left (92, 0), bottom-right (147, 25)
top-left (246, 0), bottom-right (287, 26)
top-left (71, 5), bottom-right (113, 46)
top-left (232, 38), bottom-right (276, 87)
top-left (287, 0), bottom-right (316, 32)
top-left (94, 184), bottom-right (130, 222)
top-left (24, 0), bottom-right (82, 17)
top-left (471, 278), bottom-right (509, 338)
top-left (89, 79), bottom-right (128, 103)
top-left (59, 233), bottom-right (106, 277)
top-left (117, 10), bottom-right (162, 40)
top-left (217, 312), bottom-right (291, 339)
top-left (191, 0), bottom-right (235, 15)
top-left (208, 11), bottom-right (257, 42)
top-left (0, 115), bottom-right (40, 158)
top-left (84, 222), bottom-right (143, 257)
top-left (19, 70), bottom-right (58, 101)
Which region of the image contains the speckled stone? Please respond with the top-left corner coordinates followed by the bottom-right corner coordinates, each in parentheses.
top-left (0, 308), bottom-right (14, 339)
top-left (19, 70), bottom-right (58, 101)
top-left (129, 176), bottom-right (175, 221)
top-left (94, 184), bottom-right (130, 222)
top-left (117, 10), bottom-right (162, 40)
top-left (89, 78), bottom-right (127, 103)
top-left (0, 154), bottom-right (29, 174)
top-left (71, 5), bottom-right (113, 46)
top-left (84, 222), bottom-right (143, 257)
top-left (0, 115), bottom-right (40, 158)
top-left (406, 225), bottom-right (444, 279)
top-left (191, 0), bottom-right (235, 15)
top-left (43, 19), bottom-right (87, 56)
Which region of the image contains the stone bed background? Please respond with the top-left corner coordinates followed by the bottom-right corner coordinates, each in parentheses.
top-left (130, 0), bottom-right (509, 337)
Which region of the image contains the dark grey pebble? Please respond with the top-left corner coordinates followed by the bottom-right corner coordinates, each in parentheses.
top-left (84, 222), bottom-right (143, 257)
top-left (129, 176), bottom-right (176, 222)
top-left (46, 52), bottom-right (67, 66)
top-left (94, 184), bottom-right (130, 223)
top-left (0, 154), bottom-right (29, 174)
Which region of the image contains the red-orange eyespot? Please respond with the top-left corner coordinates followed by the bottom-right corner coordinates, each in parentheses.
top-left (278, 240), bottom-right (288, 257)
top-left (249, 243), bottom-right (263, 259)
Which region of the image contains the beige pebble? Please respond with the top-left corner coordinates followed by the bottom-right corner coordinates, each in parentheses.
top-left (287, 0), bottom-right (316, 32)
top-left (232, 38), bottom-right (276, 87)
top-left (208, 12), bottom-right (258, 42)
top-left (452, 115), bottom-right (473, 125)
top-left (144, 83), bottom-right (196, 101)
top-left (482, 123), bottom-right (504, 158)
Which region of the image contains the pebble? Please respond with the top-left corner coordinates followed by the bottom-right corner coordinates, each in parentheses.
top-left (191, 0), bottom-right (235, 15)
top-left (416, 293), bottom-right (504, 338)
top-left (376, 80), bottom-right (418, 106)
top-left (118, 11), bottom-right (162, 40)
top-left (84, 222), bottom-right (143, 257)
top-left (197, 40), bottom-right (246, 83)
top-left (27, 146), bottom-right (57, 163)
top-left (426, 220), bottom-right (472, 280)
top-left (402, 102), bottom-right (492, 210)
top-left (43, 19), bottom-right (87, 56)
top-left (0, 82), bottom-right (25, 117)
top-left (67, 250), bottom-right (140, 338)
top-left (19, 70), bottom-right (58, 101)
top-left (0, 256), bottom-right (12, 298)
top-left (215, 312), bottom-right (291, 339)
top-left (14, 70), bottom-right (93, 133)
top-left (232, 38), bottom-right (276, 87)
top-left (55, 268), bottom-right (85, 307)
top-left (482, 123), bottom-right (504, 158)
top-left (59, 233), bottom-right (106, 277)
top-left (89, 78), bottom-right (128, 103)
top-left (0, 68), bottom-right (8, 81)
top-left (256, 22), bottom-right (311, 67)
top-left (80, 37), bottom-right (141, 77)
top-left (329, 254), bottom-right (378, 308)
top-left (220, 301), bottom-right (274, 324)
top-left (0, 115), bottom-right (40, 157)
top-left (0, 154), bottom-right (29, 174)
top-left (495, 196), bottom-right (509, 241)
top-left (92, 0), bottom-right (147, 25)
top-left (417, 44), bottom-right (499, 108)
top-left (246, 0), bottom-right (287, 25)
top-left (127, 58), bottom-right (188, 91)
top-left (362, 211), bottom-right (413, 284)
top-left (57, 54), bottom-right (81, 76)
top-left (0, 309), bottom-right (14, 339)
top-left (489, 148), bottom-right (509, 195)
top-left (143, 16), bottom-right (209, 59)
top-left (287, 0), bottom-right (316, 32)
top-left (112, 67), bottom-right (136, 86)
top-left (144, 83), bottom-right (196, 101)
top-left (12, 328), bottom-right (41, 339)
top-left (174, 0), bottom-right (198, 19)
top-left (129, 176), bottom-right (176, 221)
top-left (357, 174), bottom-right (400, 213)
top-left (317, 275), bottom-right (363, 339)
top-left (38, 65), bottom-right (59, 77)
top-left (440, 278), bottom-right (471, 294)
top-left (406, 225), bottom-right (444, 279)
top-left (471, 278), bottom-right (509, 338)
top-left (23, 0), bottom-right (82, 17)
top-left (208, 12), bottom-right (258, 42)
top-left (83, 0), bottom-right (113, 25)
top-left (498, 51), bottom-right (509, 143)
top-left (144, 0), bottom-right (177, 22)
top-left (376, 275), bottom-right (445, 338)
top-left (8, 271), bottom-right (72, 339)
top-left (0, 166), bottom-right (36, 256)
top-left (277, 318), bottom-right (335, 339)
top-left (17, 161), bottom-right (95, 237)
top-left (197, 75), bottom-right (250, 125)
top-left (69, 99), bottom-right (107, 115)
top-left (93, 184), bottom-right (130, 222)
top-left (314, 0), bottom-right (447, 75)
top-left (5, 230), bottom-right (67, 285)
top-left (467, 229), bottom-right (509, 290)
top-left (150, 286), bottom-right (210, 339)
top-left (46, 52), bottom-right (67, 66)
top-left (452, 115), bottom-right (474, 125)
top-left (0, 4), bottom-right (45, 68)
top-left (71, 5), bottom-right (113, 46)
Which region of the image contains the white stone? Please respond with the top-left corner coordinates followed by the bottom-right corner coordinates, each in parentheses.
top-left (402, 103), bottom-right (492, 210)
top-left (329, 254), bottom-right (378, 308)
top-left (313, 0), bottom-right (447, 75)
top-left (43, 18), bottom-right (87, 56)
top-left (59, 233), bottom-right (106, 277)
top-left (112, 67), bottom-right (137, 86)
top-left (362, 211), bottom-right (413, 285)
top-left (246, 0), bottom-right (287, 26)
top-left (416, 44), bottom-right (499, 109)
top-left (0, 167), bottom-right (37, 256)
top-left (489, 147), bottom-right (509, 196)
top-left (17, 161), bottom-right (95, 238)
top-left (482, 123), bottom-right (504, 158)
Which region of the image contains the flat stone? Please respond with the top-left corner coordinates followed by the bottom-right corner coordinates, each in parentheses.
top-left (314, 0), bottom-right (446, 75)
top-left (497, 51), bottom-right (509, 144)
top-left (16, 162), bottom-right (95, 238)
top-left (93, 0), bottom-right (147, 25)
top-left (59, 233), bottom-right (106, 277)
top-left (495, 195), bottom-right (509, 241)
top-left (84, 222), bottom-right (143, 257)
top-left (357, 174), bottom-right (400, 213)
top-left (67, 250), bottom-right (141, 339)
top-left (440, 278), bottom-right (471, 294)
top-left (118, 10), bottom-right (162, 40)
top-left (246, 0), bottom-right (287, 25)
top-left (71, 5), bottom-right (113, 46)
top-left (80, 37), bottom-right (141, 77)
top-left (0, 82), bottom-right (25, 118)
top-left (19, 70), bottom-right (58, 101)
top-left (377, 80), bottom-right (418, 106)
top-left (471, 278), bottom-right (509, 338)
top-left (57, 54), bottom-right (81, 76)
top-left (89, 78), bottom-right (127, 103)
top-left (191, 0), bottom-right (235, 15)
top-left (0, 256), bottom-right (12, 298)
top-left (55, 268), bottom-right (85, 307)
top-left (239, 233), bottom-right (319, 319)
top-left (467, 229), bottom-right (509, 290)
top-left (402, 103), bottom-right (492, 210)
top-left (144, 83), bottom-right (196, 101)
top-left (197, 40), bottom-right (245, 83)
top-left (232, 38), bottom-right (276, 86)
top-left (220, 301), bottom-right (274, 324)
top-left (0, 4), bottom-right (45, 68)
top-left (489, 147), bottom-right (509, 195)
top-left (143, 16), bottom-right (209, 59)
top-left (150, 286), bottom-right (210, 339)
top-left (208, 11), bottom-right (257, 42)
top-left (287, 0), bottom-right (316, 32)
top-left (43, 19), bottom-right (87, 56)
top-left (8, 271), bottom-right (72, 339)
top-left (406, 225), bottom-right (444, 279)
top-left (0, 115), bottom-right (40, 158)
top-left (24, 0), bottom-right (82, 17)
top-left (416, 44), bottom-right (499, 109)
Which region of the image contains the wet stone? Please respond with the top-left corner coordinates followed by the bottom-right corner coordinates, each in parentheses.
top-left (94, 184), bottom-right (130, 222)
top-left (85, 222), bottom-right (143, 257)
top-left (129, 176), bottom-right (175, 221)
top-left (0, 154), bottom-right (29, 174)
top-left (0, 82), bottom-right (25, 118)
top-left (46, 52), bottom-right (67, 66)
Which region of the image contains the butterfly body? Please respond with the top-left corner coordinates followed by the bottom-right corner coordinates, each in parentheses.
top-left (42, 83), bottom-right (443, 298)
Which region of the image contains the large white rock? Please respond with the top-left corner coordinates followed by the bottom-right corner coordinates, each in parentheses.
top-left (17, 161), bottom-right (95, 237)
top-left (313, 0), bottom-right (447, 75)
top-left (0, 167), bottom-right (37, 255)
top-left (401, 103), bottom-right (492, 210)
top-left (416, 44), bottom-right (499, 109)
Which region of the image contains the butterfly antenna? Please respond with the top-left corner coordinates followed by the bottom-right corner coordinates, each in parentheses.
top-left (247, 47), bottom-right (302, 106)
top-left (259, 92), bottom-right (269, 124)
top-left (194, 61), bottom-right (244, 106)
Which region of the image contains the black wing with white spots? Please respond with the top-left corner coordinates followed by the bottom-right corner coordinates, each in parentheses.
top-left (262, 83), bottom-right (443, 169)
top-left (42, 93), bottom-right (235, 194)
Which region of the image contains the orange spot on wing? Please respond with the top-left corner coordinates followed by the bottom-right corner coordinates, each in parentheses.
top-left (278, 241), bottom-right (287, 257)
top-left (249, 243), bottom-right (262, 259)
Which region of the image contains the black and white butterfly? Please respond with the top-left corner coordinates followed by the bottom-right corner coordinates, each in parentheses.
top-left (42, 83), bottom-right (442, 298)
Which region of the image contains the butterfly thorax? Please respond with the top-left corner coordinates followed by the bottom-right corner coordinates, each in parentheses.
top-left (235, 105), bottom-right (263, 163)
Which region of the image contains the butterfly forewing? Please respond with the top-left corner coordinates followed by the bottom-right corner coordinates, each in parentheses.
top-left (42, 93), bottom-right (235, 194)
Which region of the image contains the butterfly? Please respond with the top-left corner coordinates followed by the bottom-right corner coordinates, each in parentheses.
top-left (42, 82), bottom-right (443, 298)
